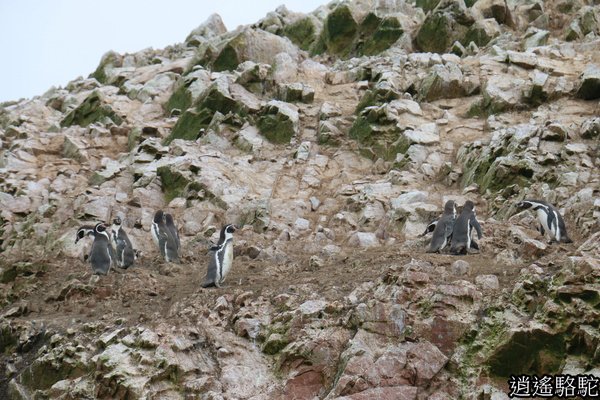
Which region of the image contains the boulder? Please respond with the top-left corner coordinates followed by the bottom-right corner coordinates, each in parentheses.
top-left (471, 0), bottom-right (511, 25)
top-left (185, 13), bottom-right (228, 46)
top-left (256, 100), bottom-right (299, 144)
top-left (416, 0), bottom-right (475, 53)
top-left (576, 64), bottom-right (600, 100)
top-left (205, 28), bottom-right (300, 72)
top-left (282, 14), bottom-right (322, 51)
top-left (418, 63), bottom-right (468, 101)
top-left (60, 91), bottom-right (123, 127)
top-left (314, 4), bottom-right (359, 56)
top-left (462, 18), bottom-right (502, 47)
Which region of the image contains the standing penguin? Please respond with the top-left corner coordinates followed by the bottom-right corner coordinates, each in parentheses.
top-left (515, 199), bottom-right (572, 243)
top-left (450, 201), bottom-right (483, 255)
top-left (88, 223), bottom-right (115, 275)
top-left (152, 210), bottom-right (179, 262)
top-left (426, 200), bottom-right (457, 253)
top-left (202, 224), bottom-right (236, 288)
top-left (164, 213), bottom-right (180, 251)
top-left (111, 217), bottom-right (136, 268)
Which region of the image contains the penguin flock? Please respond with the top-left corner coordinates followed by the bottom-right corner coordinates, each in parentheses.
top-left (74, 210), bottom-right (238, 289)
top-left (73, 198), bottom-right (572, 287)
top-left (422, 198), bottom-right (572, 255)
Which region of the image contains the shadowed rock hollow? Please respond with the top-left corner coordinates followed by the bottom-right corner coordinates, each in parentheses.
top-left (1, 0), bottom-right (599, 399)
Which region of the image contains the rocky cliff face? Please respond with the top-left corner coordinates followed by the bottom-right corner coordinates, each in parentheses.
top-left (1, 0), bottom-right (599, 399)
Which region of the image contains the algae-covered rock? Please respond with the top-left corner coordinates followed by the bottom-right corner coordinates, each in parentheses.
top-left (359, 14), bottom-right (404, 56)
top-left (418, 62), bottom-right (468, 101)
top-left (60, 91), bottom-right (123, 127)
top-left (462, 18), bottom-right (501, 47)
top-left (416, 0), bottom-right (475, 53)
top-left (314, 4), bottom-right (358, 57)
top-left (256, 100), bottom-right (299, 144)
top-left (166, 77), bottom-right (247, 143)
top-left (416, 0), bottom-right (442, 12)
top-left (203, 27), bottom-right (300, 72)
top-left (89, 51), bottom-right (123, 84)
top-left (282, 15), bottom-right (322, 51)
top-left (164, 68), bottom-right (211, 114)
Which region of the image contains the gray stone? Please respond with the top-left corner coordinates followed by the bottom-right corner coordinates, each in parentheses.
top-left (576, 64), bottom-right (600, 100)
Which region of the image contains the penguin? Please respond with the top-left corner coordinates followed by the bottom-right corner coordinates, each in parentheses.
top-left (515, 199), bottom-right (572, 243)
top-left (426, 200), bottom-right (457, 253)
top-left (111, 217), bottom-right (136, 268)
top-left (450, 201), bottom-right (483, 255)
top-left (164, 213), bottom-right (180, 251)
top-left (75, 225), bottom-right (95, 261)
top-left (88, 223), bottom-right (115, 275)
top-left (152, 210), bottom-right (179, 262)
top-left (202, 224), bottom-right (237, 288)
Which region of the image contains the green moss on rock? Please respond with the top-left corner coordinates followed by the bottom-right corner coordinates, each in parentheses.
top-left (362, 16), bottom-right (404, 56)
top-left (283, 16), bottom-right (318, 51)
top-left (318, 4), bottom-right (358, 56)
top-left (60, 91), bottom-right (123, 128)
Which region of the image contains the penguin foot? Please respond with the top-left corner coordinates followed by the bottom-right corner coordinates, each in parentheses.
top-left (201, 281), bottom-right (216, 288)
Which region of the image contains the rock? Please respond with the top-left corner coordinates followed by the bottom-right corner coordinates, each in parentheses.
top-left (262, 333), bottom-right (288, 355)
top-left (348, 232), bottom-right (379, 248)
top-left (451, 259), bottom-right (471, 275)
top-left (316, 4), bottom-right (359, 56)
top-left (294, 218), bottom-right (310, 231)
top-left (481, 75), bottom-right (526, 113)
top-left (185, 13), bottom-right (228, 45)
top-left (282, 14), bottom-right (322, 51)
top-left (580, 117), bottom-right (600, 139)
top-left (61, 91), bottom-right (123, 127)
top-left (418, 63), bottom-right (468, 101)
top-left (390, 191), bottom-right (429, 207)
top-left (506, 51), bottom-right (538, 69)
top-left (257, 100), bottom-right (299, 144)
top-left (278, 82), bottom-right (315, 103)
top-left (475, 274), bottom-right (499, 291)
top-left (463, 18), bottom-right (502, 47)
top-left (576, 64), bottom-right (600, 100)
top-left (416, 0), bottom-right (475, 53)
top-left (90, 50), bottom-right (123, 84)
top-left (523, 28), bottom-right (549, 49)
top-left (471, 0), bottom-right (511, 25)
top-left (204, 27), bottom-right (300, 72)
top-left (295, 141), bottom-right (311, 161)
top-left (272, 52), bottom-right (298, 84)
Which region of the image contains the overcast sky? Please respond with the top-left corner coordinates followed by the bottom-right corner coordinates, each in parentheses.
top-left (0, 0), bottom-right (326, 103)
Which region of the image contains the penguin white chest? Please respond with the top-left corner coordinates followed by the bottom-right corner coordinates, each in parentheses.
top-left (151, 224), bottom-right (160, 245)
top-left (536, 208), bottom-right (552, 234)
top-left (220, 242), bottom-right (234, 283)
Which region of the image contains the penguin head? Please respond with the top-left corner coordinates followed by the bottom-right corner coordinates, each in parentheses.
top-left (94, 223), bottom-right (111, 240)
top-left (443, 200), bottom-right (456, 214)
top-left (153, 210), bottom-right (164, 224)
top-left (165, 213), bottom-right (175, 226)
top-left (112, 216), bottom-right (122, 226)
top-left (75, 225), bottom-right (94, 244)
top-left (515, 200), bottom-right (533, 210)
top-left (463, 200), bottom-right (475, 212)
top-left (219, 224), bottom-right (237, 243)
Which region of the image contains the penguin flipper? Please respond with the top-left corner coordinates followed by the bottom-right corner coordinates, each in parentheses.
top-left (470, 240), bottom-right (479, 250)
top-left (538, 224), bottom-right (545, 236)
top-left (471, 216), bottom-right (483, 239)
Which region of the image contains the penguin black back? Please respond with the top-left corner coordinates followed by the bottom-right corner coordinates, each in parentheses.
top-left (516, 199), bottom-right (572, 243)
top-left (427, 200), bottom-right (456, 253)
top-left (450, 201), bottom-right (482, 255)
top-left (111, 217), bottom-right (136, 268)
top-left (202, 224), bottom-right (237, 288)
top-left (165, 213), bottom-right (180, 250)
top-left (89, 223), bottom-right (115, 275)
top-left (152, 210), bottom-right (179, 262)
